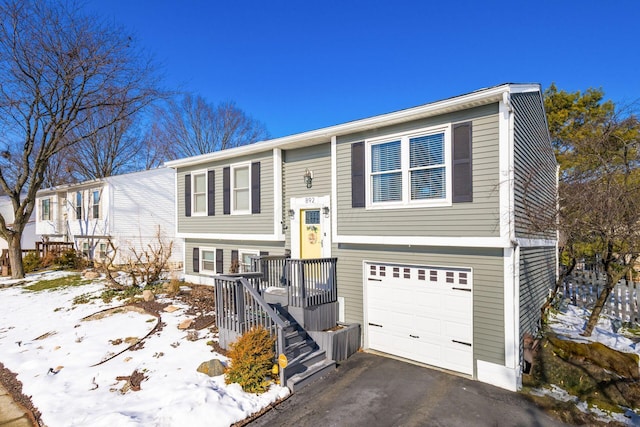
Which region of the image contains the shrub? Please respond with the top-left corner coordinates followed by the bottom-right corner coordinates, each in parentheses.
top-left (225, 327), bottom-right (275, 393)
top-left (39, 251), bottom-right (57, 268)
top-left (58, 249), bottom-right (80, 269)
top-left (23, 252), bottom-right (41, 273)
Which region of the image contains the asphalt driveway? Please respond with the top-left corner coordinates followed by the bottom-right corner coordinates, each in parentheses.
top-left (249, 352), bottom-right (567, 427)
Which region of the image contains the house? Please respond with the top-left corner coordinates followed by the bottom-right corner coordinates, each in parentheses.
top-left (35, 168), bottom-right (183, 267)
top-left (0, 195), bottom-right (37, 251)
top-left (165, 83), bottom-right (558, 391)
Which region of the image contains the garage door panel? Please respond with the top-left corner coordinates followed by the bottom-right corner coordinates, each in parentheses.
top-left (366, 262), bottom-right (473, 376)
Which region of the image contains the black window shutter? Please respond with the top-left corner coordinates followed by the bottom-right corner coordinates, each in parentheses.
top-left (207, 170), bottom-right (215, 216)
top-left (192, 247), bottom-right (199, 273)
top-left (231, 250), bottom-right (238, 262)
top-left (259, 251), bottom-right (269, 256)
top-left (251, 162), bottom-right (261, 214)
top-left (452, 122), bottom-right (473, 203)
top-left (216, 249), bottom-right (223, 273)
top-left (185, 174), bottom-right (191, 217)
top-left (223, 167), bottom-right (230, 215)
top-left (351, 142), bottom-right (365, 208)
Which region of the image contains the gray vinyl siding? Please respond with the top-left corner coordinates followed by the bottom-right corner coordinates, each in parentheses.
top-left (176, 151), bottom-right (274, 235)
top-left (184, 238), bottom-right (286, 276)
top-left (512, 92), bottom-right (557, 240)
top-left (519, 246), bottom-right (556, 362)
top-left (334, 244), bottom-right (506, 368)
top-left (283, 143), bottom-right (331, 248)
top-left (336, 104), bottom-right (501, 238)
top-left (519, 246), bottom-right (556, 329)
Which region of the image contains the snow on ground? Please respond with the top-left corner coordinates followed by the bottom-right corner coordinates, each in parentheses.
top-left (0, 271), bottom-right (289, 427)
top-left (538, 301), bottom-right (640, 425)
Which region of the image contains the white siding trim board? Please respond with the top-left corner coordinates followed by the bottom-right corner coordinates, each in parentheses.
top-left (273, 148), bottom-right (284, 240)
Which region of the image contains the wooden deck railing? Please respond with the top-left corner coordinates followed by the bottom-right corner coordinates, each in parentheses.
top-left (249, 255), bottom-right (338, 308)
top-left (214, 275), bottom-right (287, 383)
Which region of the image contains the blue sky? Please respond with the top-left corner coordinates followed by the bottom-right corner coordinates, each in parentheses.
top-left (87, 0), bottom-right (639, 139)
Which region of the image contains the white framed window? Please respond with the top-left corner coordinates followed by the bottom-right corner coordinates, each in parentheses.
top-left (200, 247), bottom-right (216, 274)
top-left (366, 125), bottom-right (451, 208)
top-left (40, 198), bottom-right (51, 221)
top-left (192, 171), bottom-right (207, 215)
top-left (238, 249), bottom-right (259, 273)
top-left (231, 163), bottom-right (250, 214)
top-left (81, 241), bottom-right (90, 258)
top-left (98, 243), bottom-right (107, 260)
top-left (92, 190), bottom-right (100, 219)
top-left (75, 191), bottom-right (83, 219)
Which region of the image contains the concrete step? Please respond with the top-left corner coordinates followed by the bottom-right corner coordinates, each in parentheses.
top-left (286, 359), bottom-right (336, 392)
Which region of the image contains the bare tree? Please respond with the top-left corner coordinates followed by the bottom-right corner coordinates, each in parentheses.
top-left (0, 0), bottom-right (159, 278)
top-left (150, 94), bottom-right (270, 159)
top-left (64, 109), bottom-right (144, 180)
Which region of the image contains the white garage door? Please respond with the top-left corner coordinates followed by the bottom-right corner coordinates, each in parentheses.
top-left (366, 262), bottom-right (473, 375)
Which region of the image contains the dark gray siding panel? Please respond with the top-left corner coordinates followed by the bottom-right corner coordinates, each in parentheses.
top-left (334, 244), bottom-right (505, 367)
top-left (335, 104), bottom-right (501, 238)
top-left (511, 92), bottom-right (557, 240)
top-left (519, 246), bottom-right (556, 362)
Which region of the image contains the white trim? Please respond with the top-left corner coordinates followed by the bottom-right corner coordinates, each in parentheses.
top-left (504, 247), bottom-right (518, 369)
top-left (177, 232), bottom-right (284, 241)
top-left (476, 360), bottom-right (518, 391)
top-left (331, 136), bottom-right (338, 244)
top-left (165, 84), bottom-right (541, 169)
top-left (273, 148), bottom-right (284, 240)
top-left (174, 171), bottom-right (179, 243)
top-left (230, 162), bottom-right (251, 215)
top-left (498, 97), bottom-right (513, 242)
top-left (334, 234), bottom-right (511, 248)
top-left (365, 125), bottom-right (452, 209)
top-left (191, 170), bottom-right (208, 216)
top-left (515, 238), bottom-right (557, 248)
top-left (290, 195), bottom-right (331, 259)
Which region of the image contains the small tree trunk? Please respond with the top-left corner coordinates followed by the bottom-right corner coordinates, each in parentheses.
top-left (8, 236), bottom-right (25, 279)
top-left (582, 284), bottom-right (613, 336)
top-left (541, 257), bottom-right (576, 323)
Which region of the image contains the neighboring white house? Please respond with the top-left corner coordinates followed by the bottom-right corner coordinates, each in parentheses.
top-left (35, 168), bottom-right (183, 266)
top-left (0, 195), bottom-right (37, 252)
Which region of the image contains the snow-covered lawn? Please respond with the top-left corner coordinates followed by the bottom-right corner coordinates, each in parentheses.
top-left (0, 271), bottom-right (288, 427)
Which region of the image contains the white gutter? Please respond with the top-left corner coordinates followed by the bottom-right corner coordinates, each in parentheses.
top-left (166, 83), bottom-right (541, 169)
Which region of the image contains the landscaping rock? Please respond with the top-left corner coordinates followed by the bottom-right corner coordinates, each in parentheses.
top-left (164, 305), bottom-right (179, 313)
top-left (178, 319), bottom-right (194, 330)
top-left (83, 269), bottom-right (100, 279)
top-left (142, 290), bottom-right (155, 302)
top-left (526, 332), bottom-right (640, 410)
top-left (197, 359), bottom-right (225, 377)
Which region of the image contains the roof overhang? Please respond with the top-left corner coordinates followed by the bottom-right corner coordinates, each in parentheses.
top-left (165, 83), bottom-right (541, 169)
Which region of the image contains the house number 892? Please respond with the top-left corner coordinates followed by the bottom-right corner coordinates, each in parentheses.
top-left (305, 197), bottom-right (315, 204)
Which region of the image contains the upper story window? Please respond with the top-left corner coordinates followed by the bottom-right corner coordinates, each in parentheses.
top-left (232, 164), bottom-right (250, 214)
top-left (92, 190), bottom-right (100, 219)
top-left (367, 126), bottom-right (451, 208)
top-left (75, 191), bottom-right (83, 219)
top-left (192, 172), bottom-right (207, 215)
top-left (40, 198), bottom-right (51, 221)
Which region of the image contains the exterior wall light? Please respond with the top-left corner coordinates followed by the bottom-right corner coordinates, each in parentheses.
top-left (303, 169), bottom-right (313, 188)
top-left (323, 206), bottom-right (330, 218)
top-left (288, 209), bottom-right (295, 219)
